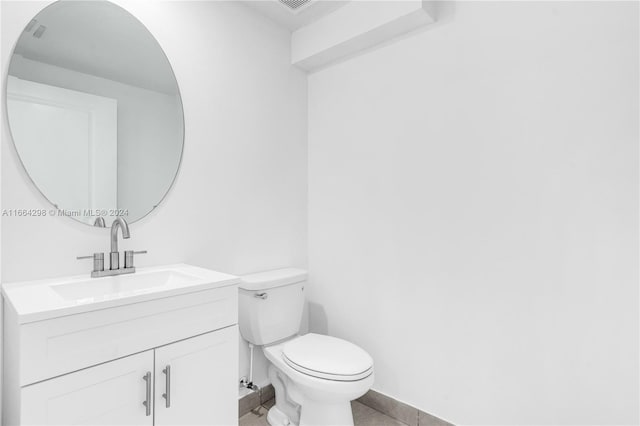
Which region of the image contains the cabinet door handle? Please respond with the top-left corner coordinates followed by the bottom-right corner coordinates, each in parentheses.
top-left (162, 365), bottom-right (171, 408)
top-left (142, 371), bottom-right (151, 416)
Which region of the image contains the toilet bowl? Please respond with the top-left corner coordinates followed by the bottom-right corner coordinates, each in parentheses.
top-left (264, 334), bottom-right (374, 426)
top-left (238, 269), bottom-right (374, 426)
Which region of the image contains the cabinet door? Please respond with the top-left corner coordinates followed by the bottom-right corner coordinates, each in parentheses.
top-left (154, 326), bottom-right (238, 426)
top-left (21, 350), bottom-right (154, 426)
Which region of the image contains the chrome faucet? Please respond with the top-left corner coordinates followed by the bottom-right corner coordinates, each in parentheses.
top-left (110, 217), bottom-right (130, 269)
top-left (77, 216), bottom-right (146, 278)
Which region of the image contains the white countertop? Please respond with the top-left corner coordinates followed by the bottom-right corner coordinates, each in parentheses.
top-left (2, 264), bottom-right (239, 324)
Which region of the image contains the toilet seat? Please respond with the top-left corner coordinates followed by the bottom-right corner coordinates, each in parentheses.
top-left (282, 334), bottom-right (373, 381)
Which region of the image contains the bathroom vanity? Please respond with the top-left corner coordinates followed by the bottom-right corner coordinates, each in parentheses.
top-left (2, 264), bottom-right (239, 426)
top-left (1, 2), bottom-right (238, 424)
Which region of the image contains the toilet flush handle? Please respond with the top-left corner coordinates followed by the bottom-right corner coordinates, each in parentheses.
top-left (254, 292), bottom-right (268, 300)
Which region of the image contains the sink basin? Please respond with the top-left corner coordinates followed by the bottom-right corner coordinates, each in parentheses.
top-left (1, 264), bottom-right (239, 324)
top-left (51, 270), bottom-right (201, 302)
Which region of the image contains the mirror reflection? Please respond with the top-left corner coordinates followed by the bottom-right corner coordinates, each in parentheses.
top-left (6, 0), bottom-right (184, 225)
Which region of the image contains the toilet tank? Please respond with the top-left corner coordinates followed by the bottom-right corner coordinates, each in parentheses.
top-left (239, 268), bottom-right (307, 346)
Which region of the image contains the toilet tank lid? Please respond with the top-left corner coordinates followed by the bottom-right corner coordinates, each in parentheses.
top-left (239, 268), bottom-right (307, 291)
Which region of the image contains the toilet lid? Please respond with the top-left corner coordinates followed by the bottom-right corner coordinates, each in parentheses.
top-left (282, 334), bottom-right (373, 381)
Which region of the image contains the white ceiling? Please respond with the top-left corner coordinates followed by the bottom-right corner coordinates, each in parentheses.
top-left (242, 0), bottom-right (350, 31)
top-left (13, 1), bottom-right (179, 95)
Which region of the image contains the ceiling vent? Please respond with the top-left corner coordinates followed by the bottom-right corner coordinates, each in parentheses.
top-left (279, 0), bottom-right (312, 13)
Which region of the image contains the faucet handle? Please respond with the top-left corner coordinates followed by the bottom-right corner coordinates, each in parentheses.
top-left (77, 252), bottom-right (105, 273)
top-left (124, 250), bottom-right (147, 269)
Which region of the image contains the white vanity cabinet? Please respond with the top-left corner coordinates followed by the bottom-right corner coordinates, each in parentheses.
top-left (2, 265), bottom-right (239, 426)
top-left (20, 328), bottom-right (236, 426)
top-left (154, 328), bottom-right (237, 426)
top-left (21, 350), bottom-right (156, 426)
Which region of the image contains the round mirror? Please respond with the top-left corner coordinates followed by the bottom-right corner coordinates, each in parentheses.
top-left (6, 0), bottom-right (184, 226)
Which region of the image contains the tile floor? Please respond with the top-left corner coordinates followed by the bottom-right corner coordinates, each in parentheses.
top-left (239, 399), bottom-right (407, 426)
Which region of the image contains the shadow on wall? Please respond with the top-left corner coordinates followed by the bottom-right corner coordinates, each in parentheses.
top-left (308, 302), bottom-right (328, 335)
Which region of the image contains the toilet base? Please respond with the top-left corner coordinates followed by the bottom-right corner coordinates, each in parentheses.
top-left (268, 363), bottom-right (357, 426)
top-left (298, 401), bottom-right (354, 426)
top-left (269, 364), bottom-right (301, 425)
top-left (267, 400), bottom-right (354, 426)
top-left (267, 406), bottom-right (297, 426)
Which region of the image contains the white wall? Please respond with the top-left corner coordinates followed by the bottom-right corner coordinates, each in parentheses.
top-left (1, 0), bottom-right (307, 394)
top-left (308, 2), bottom-right (638, 425)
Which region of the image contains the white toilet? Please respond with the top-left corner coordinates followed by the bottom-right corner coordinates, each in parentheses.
top-left (239, 268), bottom-right (374, 426)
